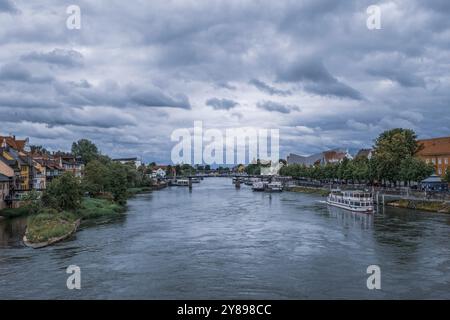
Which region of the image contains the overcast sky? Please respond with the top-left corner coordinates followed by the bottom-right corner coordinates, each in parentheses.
top-left (0, 0), bottom-right (449, 163)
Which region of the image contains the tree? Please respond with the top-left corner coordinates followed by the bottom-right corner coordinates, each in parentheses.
top-left (444, 168), bottom-right (450, 183)
top-left (83, 160), bottom-right (109, 194)
top-left (373, 128), bottom-right (421, 186)
top-left (352, 157), bottom-right (369, 183)
top-left (42, 172), bottom-right (82, 211)
top-left (399, 157), bottom-right (435, 186)
top-left (106, 162), bottom-right (128, 205)
top-left (71, 139), bottom-right (100, 164)
top-left (21, 189), bottom-right (42, 214)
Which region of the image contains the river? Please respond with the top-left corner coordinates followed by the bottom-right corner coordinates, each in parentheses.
top-left (1, 177), bottom-right (450, 299)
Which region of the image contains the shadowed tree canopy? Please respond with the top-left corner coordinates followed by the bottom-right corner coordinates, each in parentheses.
top-left (71, 139), bottom-right (102, 164)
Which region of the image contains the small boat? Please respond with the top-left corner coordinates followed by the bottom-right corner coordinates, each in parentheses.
top-left (245, 177), bottom-right (261, 186)
top-left (190, 177), bottom-right (200, 183)
top-left (326, 189), bottom-right (374, 213)
top-left (266, 181), bottom-right (283, 192)
top-left (173, 179), bottom-right (190, 186)
top-left (252, 181), bottom-right (266, 191)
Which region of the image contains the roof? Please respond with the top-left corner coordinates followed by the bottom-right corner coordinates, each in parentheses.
top-left (0, 154), bottom-right (17, 168)
top-left (421, 175), bottom-right (444, 183)
top-left (0, 173), bottom-right (11, 182)
top-left (0, 136), bottom-right (28, 151)
top-left (113, 157), bottom-right (138, 162)
top-left (355, 149), bottom-right (372, 159)
top-left (323, 150), bottom-right (347, 162)
top-left (417, 136), bottom-right (450, 156)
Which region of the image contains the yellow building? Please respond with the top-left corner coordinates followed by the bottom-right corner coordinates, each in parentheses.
top-left (1, 136), bottom-right (32, 191)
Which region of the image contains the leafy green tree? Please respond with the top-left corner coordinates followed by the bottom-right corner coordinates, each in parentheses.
top-left (373, 128), bottom-right (421, 185)
top-left (106, 162), bottom-right (128, 205)
top-left (352, 157), bottom-right (369, 183)
top-left (71, 139), bottom-right (100, 164)
top-left (42, 172), bottom-right (82, 211)
top-left (83, 160), bottom-right (109, 194)
top-left (399, 157), bottom-right (435, 185)
top-left (444, 168), bottom-right (450, 183)
top-left (21, 189), bottom-right (42, 214)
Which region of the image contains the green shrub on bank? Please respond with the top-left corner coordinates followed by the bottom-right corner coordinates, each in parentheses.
top-left (76, 198), bottom-right (124, 219)
top-left (127, 187), bottom-right (152, 196)
top-left (289, 186), bottom-right (329, 196)
top-left (0, 206), bottom-right (31, 218)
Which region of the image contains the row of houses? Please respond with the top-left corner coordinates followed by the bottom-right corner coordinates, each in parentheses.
top-left (0, 136), bottom-right (84, 210)
top-left (286, 136), bottom-right (450, 177)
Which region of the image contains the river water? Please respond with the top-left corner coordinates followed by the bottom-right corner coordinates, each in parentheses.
top-left (1, 177), bottom-right (450, 299)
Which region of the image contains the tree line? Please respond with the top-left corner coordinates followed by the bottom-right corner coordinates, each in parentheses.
top-left (280, 128), bottom-right (436, 186)
top-left (39, 139), bottom-right (151, 212)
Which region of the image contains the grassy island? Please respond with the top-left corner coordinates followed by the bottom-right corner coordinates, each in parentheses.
top-left (387, 199), bottom-right (450, 214)
top-left (23, 198), bottom-right (125, 247)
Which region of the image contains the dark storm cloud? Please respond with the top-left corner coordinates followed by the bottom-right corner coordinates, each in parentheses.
top-left (257, 101), bottom-right (299, 114)
top-left (21, 49), bottom-right (84, 68)
top-left (214, 81), bottom-right (237, 90)
top-left (128, 86), bottom-right (191, 109)
top-left (0, 0), bottom-right (449, 161)
top-left (277, 58), bottom-right (363, 100)
top-left (249, 79), bottom-right (291, 96)
top-left (0, 0), bottom-right (18, 13)
top-left (206, 98), bottom-right (239, 110)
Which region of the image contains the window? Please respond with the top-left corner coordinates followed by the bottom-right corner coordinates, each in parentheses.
top-left (432, 158), bottom-right (436, 164)
top-left (445, 158), bottom-right (449, 165)
top-left (438, 158), bottom-right (442, 165)
top-left (438, 168), bottom-right (442, 175)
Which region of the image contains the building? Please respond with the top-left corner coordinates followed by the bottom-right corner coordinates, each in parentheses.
top-left (416, 137), bottom-right (450, 176)
top-left (355, 149), bottom-right (373, 160)
top-left (57, 154), bottom-right (85, 178)
top-left (113, 157), bottom-right (142, 168)
top-left (0, 173), bottom-right (11, 210)
top-left (151, 167), bottom-right (167, 178)
top-left (287, 149), bottom-right (353, 166)
top-left (0, 137), bottom-right (33, 191)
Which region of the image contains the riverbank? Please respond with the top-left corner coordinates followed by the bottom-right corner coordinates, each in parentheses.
top-left (387, 199), bottom-right (450, 213)
top-left (286, 186), bottom-right (329, 196)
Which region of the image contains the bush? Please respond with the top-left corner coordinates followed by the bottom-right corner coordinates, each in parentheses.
top-left (42, 172), bottom-right (82, 211)
top-left (77, 198), bottom-right (124, 219)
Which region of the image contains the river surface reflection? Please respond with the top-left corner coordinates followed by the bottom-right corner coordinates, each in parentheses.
top-left (1, 177), bottom-right (450, 299)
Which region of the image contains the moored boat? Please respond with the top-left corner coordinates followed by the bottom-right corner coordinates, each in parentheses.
top-left (326, 189), bottom-right (374, 213)
top-left (173, 179), bottom-right (190, 186)
top-left (252, 181), bottom-right (266, 191)
top-left (266, 181), bottom-right (283, 192)
top-left (245, 177), bottom-right (261, 186)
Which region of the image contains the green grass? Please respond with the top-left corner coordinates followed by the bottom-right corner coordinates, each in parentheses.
top-left (26, 212), bottom-right (77, 243)
top-left (25, 198), bottom-right (125, 244)
top-left (127, 187), bottom-right (152, 196)
top-left (288, 186), bottom-right (329, 196)
top-left (0, 206), bottom-right (31, 218)
top-left (76, 197), bottom-right (125, 219)
top-left (388, 199), bottom-right (450, 213)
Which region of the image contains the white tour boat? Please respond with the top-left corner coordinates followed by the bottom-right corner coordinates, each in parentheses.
top-left (173, 179), bottom-right (190, 186)
top-left (252, 181), bottom-right (266, 191)
top-left (326, 189), bottom-right (374, 213)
